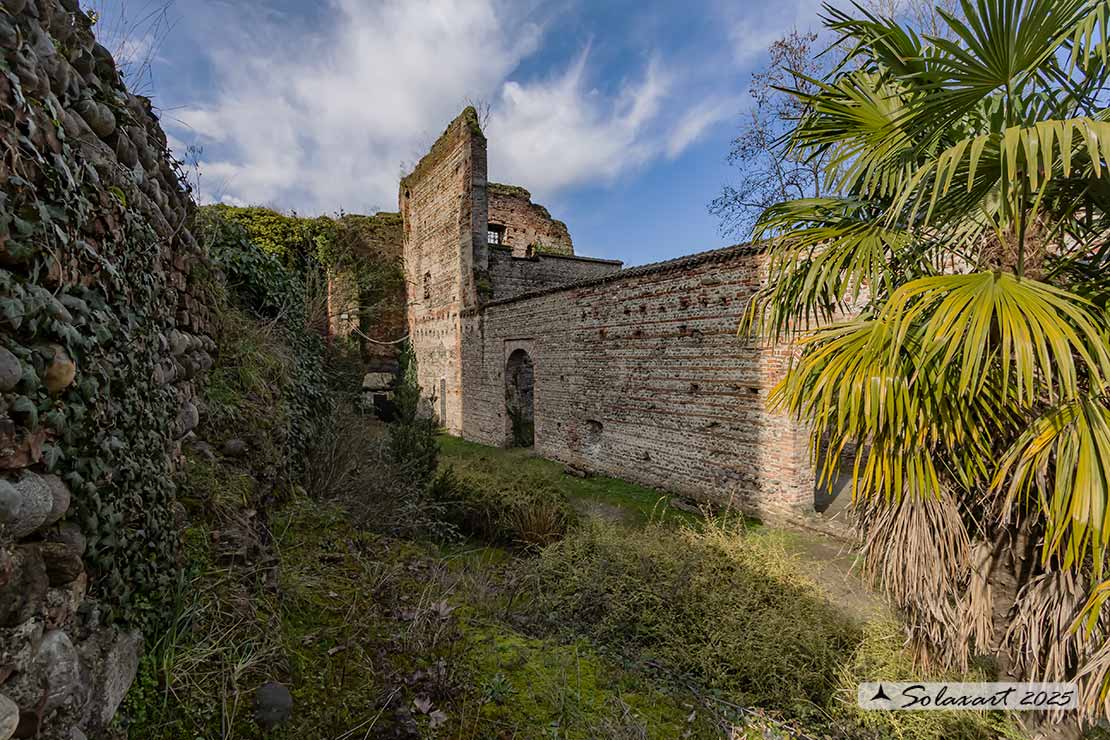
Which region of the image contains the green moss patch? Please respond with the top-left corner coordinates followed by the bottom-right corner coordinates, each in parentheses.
top-left (456, 619), bottom-right (717, 739)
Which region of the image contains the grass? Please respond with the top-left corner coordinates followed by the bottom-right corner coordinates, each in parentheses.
top-left (126, 474), bottom-right (721, 739)
top-left (532, 518), bottom-right (861, 716)
top-left (431, 465), bottom-right (578, 548)
top-left (455, 620), bottom-right (718, 739)
top-left (438, 435), bottom-right (707, 528)
top-left (125, 330), bottom-right (1028, 740)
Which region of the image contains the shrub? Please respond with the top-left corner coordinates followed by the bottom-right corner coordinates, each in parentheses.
top-left (302, 405), bottom-right (378, 501)
top-left (432, 466), bottom-right (576, 548)
top-left (532, 518), bottom-right (860, 715)
top-left (197, 209), bottom-right (331, 482)
top-left (202, 309), bottom-right (294, 476)
top-left (830, 620), bottom-right (1022, 739)
top-left (388, 342), bottom-right (438, 491)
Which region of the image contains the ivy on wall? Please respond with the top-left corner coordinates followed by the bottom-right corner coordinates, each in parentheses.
top-left (202, 204), bottom-right (331, 271)
top-left (0, 26), bottom-right (199, 631)
top-left (202, 205), bottom-right (406, 348)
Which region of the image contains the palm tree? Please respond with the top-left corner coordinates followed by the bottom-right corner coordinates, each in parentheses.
top-left (746, 0), bottom-right (1110, 717)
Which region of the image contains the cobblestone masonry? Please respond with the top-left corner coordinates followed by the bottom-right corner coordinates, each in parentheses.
top-left (0, 2), bottom-right (213, 737)
top-left (403, 110), bottom-right (817, 520)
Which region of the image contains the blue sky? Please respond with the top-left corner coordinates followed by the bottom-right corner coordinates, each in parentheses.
top-left (93, 0), bottom-right (829, 266)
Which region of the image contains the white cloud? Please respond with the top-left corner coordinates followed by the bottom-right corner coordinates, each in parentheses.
top-left (666, 97), bottom-right (741, 159)
top-left (485, 49), bottom-right (673, 196)
top-left (173, 0), bottom-right (539, 212)
top-left (722, 0), bottom-right (828, 64)
top-left (167, 0), bottom-right (732, 214)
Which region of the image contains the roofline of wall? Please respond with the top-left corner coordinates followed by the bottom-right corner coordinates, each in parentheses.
top-left (488, 244), bottom-right (623, 266)
top-left (482, 241), bottom-right (766, 308)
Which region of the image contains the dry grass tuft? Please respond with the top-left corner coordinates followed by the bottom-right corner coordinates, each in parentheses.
top-left (431, 466), bottom-right (577, 548)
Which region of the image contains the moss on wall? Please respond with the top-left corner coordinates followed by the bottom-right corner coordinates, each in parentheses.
top-left (400, 106), bottom-right (484, 190)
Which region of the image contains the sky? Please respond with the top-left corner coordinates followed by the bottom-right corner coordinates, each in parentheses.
top-left (92, 0), bottom-right (829, 266)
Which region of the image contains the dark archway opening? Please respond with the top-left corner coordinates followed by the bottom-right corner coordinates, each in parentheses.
top-left (505, 349), bottom-right (535, 447)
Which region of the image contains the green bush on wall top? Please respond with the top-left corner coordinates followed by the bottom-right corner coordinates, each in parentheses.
top-left (197, 209), bottom-right (331, 482)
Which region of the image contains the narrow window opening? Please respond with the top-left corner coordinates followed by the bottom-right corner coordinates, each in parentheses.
top-left (487, 223), bottom-right (506, 246)
top-left (439, 378), bottom-right (447, 424)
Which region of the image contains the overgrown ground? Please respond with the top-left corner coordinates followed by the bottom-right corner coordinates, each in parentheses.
top-left (119, 211), bottom-right (1031, 738)
top-left (122, 426), bottom-right (1027, 739)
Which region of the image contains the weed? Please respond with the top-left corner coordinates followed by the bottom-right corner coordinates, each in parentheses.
top-left (433, 465), bottom-right (577, 548)
top-left (302, 404), bottom-right (384, 501)
top-left (482, 671), bottom-right (515, 704)
top-left (532, 518), bottom-right (861, 715)
top-left (438, 435), bottom-right (704, 528)
top-left (830, 619), bottom-right (1023, 739)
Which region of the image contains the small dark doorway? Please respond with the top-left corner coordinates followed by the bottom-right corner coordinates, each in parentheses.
top-left (439, 379), bottom-right (447, 425)
top-left (505, 349), bottom-right (535, 447)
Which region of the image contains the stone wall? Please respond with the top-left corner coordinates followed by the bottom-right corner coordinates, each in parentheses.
top-left (487, 183), bottom-right (573, 256)
top-left (460, 246), bottom-right (816, 522)
top-left (487, 246), bottom-right (621, 302)
top-left (400, 108), bottom-right (487, 432)
top-left (0, 2), bottom-right (212, 738)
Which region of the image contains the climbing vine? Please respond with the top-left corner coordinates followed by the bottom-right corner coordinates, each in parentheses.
top-left (0, 40), bottom-right (199, 631)
top-left (197, 209), bottom-right (330, 480)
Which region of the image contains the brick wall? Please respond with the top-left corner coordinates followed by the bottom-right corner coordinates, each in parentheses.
top-left (487, 246), bottom-right (621, 301)
top-left (404, 110), bottom-right (815, 520)
top-left (487, 183), bottom-right (573, 256)
top-left (400, 108), bottom-right (487, 432)
top-left (460, 246), bottom-right (816, 522)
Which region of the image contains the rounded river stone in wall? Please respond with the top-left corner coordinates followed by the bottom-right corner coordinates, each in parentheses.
top-left (43, 344), bottom-right (76, 395)
top-left (41, 475), bottom-right (70, 527)
top-left (0, 474), bottom-right (53, 539)
top-left (0, 545), bottom-right (47, 628)
top-left (39, 542), bottom-right (83, 586)
top-left (0, 692), bottom-right (17, 740)
top-left (0, 347), bottom-right (21, 392)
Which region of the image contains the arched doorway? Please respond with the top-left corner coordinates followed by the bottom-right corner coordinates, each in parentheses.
top-left (505, 349), bottom-right (535, 447)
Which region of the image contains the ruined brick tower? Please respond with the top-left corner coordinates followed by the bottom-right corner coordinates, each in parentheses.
top-left (399, 108), bottom-right (489, 430)
top-left (401, 108), bottom-right (822, 523)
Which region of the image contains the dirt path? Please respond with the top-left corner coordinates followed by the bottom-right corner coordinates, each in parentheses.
top-left (781, 531), bottom-right (889, 624)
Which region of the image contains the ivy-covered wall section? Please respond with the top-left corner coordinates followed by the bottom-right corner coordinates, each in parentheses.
top-left (0, 2), bottom-right (213, 738)
top-left (202, 204), bottom-right (406, 385)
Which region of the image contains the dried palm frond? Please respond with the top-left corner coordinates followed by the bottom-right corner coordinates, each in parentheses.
top-left (856, 489), bottom-right (970, 668)
top-left (1004, 566), bottom-right (1091, 682)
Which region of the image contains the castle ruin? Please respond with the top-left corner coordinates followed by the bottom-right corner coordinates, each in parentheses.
top-left (401, 108), bottom-right (820, 522)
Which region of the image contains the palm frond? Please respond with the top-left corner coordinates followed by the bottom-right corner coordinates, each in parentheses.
top-left (744, 197), bottom-right (931, 338)
top-left (883, 273), bottom-right (1110, 403)
top-left (771, 315), bottom-right (1017, 501)
top-left (994, 395), bottom-right (1110, 574)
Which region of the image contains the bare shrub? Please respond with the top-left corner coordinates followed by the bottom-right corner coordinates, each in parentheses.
top-left (302, 267), bottom-right (331, 337)
top-left (302, 405), bottom-right (379, 501)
